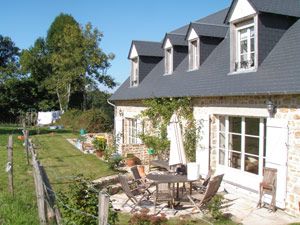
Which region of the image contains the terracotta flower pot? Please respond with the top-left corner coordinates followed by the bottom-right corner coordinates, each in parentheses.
top-left (96, 150), bottom-right (104, 158)
top-left (126, 158), bottom-right (136, 167)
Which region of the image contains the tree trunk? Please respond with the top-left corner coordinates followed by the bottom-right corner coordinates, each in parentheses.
top-left (56, 89), bottom-right (63, 112)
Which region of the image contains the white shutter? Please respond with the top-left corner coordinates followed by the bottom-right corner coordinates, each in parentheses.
top-left (196, 114), bottom-right (210, 177)
top-left (115, 116), bottom-right (124, 153)
top-left (265, 118), bottom-right (288, 209)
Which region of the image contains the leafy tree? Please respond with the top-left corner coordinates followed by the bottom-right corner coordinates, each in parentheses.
top-left (21, 13), bottom-right (116, 112)
top-left (0, 35), bottom-right (20, 82)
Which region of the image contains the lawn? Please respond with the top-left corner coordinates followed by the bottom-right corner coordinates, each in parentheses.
top-left (0, 126), bottom-right (39, 225)
top-left (31, 129), bottom-right (115, 192)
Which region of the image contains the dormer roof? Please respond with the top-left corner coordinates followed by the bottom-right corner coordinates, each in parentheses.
top-left (185, 23), bottom-right (229, 40)
top-left (224, 0), bottom-right (300, 23)
top-left (162, 33), bottom-right (187, 48)
top-left (128, 40), bottom-right (164, 59)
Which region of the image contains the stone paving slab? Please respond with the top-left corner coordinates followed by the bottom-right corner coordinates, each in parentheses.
top-left (111, 190), bottom-right (300, 225)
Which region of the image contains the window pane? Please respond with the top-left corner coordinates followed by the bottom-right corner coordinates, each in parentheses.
top-left (229, 134), bottom-right (241, 152)
top-left (228, 151), bottom-right (241, 169)
top-left (245, 118), bottom-right (259, 135)
top-left (219, 132), bottom-right (226, 149)
top-left (240, 40), bottom-right (248, 54)
top-left (219, 149), bottom-right (225, 165)
top-left (250, 27), bottom-right (255, 37)
top-left (245, 155), bottom-right (259, 174)
top-left (219, 116), bottom-right (225, 132)
top-left (251, 38), bottom-right (255, 52)
top-left (240, 29), bottom-right (247, 39)
top-left (229, 117), bottom-right (241, 133)
top-left (245, 136), bottom-right (259, 155)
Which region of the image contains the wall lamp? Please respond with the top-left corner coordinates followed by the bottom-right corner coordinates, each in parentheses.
top-left (118, 109), bottom-right (124, 117)
top-left (266, 100), bottom-right (276, 117)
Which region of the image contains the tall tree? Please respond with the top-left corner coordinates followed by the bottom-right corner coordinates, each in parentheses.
top-left (45, 13), bottom-right (116, 111)
top-left (0, 35), bottom-right (20, 82)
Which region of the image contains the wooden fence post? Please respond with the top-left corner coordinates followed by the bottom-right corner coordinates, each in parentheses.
top-left (24, 130), bottom-right (30, 165)
top-left (32, 158), bottom-right (47, 225)
top-left (98, 192), bottom-right (110, 225)
top-left (7, 135), bottom-right (14, 196)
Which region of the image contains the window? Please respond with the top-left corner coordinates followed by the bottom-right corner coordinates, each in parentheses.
top-left (189, 39), bottom-right (199, 70)
top-left (131, 57), bottom-right (138, 87)
top-left (127, 118), bottom-right (138, 144)
top-left (218, 116), bottom-right (266, 175)
top-left (235, 20), bottom-right (256, 71)
top-left (165, 48), bottom-right (173, 74)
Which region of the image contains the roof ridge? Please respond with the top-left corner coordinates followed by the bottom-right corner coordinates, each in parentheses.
top-left (192, 21), bottom-right (228, 27)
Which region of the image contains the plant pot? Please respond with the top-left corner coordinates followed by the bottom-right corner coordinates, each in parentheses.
top-left (126, 158), bottom-right (136, 167)
top-left (95, 150), bottom-right (104, 158)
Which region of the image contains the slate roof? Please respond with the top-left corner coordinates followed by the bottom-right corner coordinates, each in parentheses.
top-left (186, 22), bottom-right (229, 39)
top-left (127, 40), bottom-right (163, 59)
top-left (162, 33), bottom-right (187, 48)
top-left (225, 0), bottom-right (300, 23)
top-left (111, 3), bottom-right (300, 101)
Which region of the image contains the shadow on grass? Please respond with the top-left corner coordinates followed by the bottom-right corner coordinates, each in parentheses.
top-left (0, 125), bottom-right (75, 136)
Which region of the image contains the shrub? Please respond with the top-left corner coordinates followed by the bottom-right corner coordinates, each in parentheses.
top-left (58, 109), bottom-right (113, 133)
top-left (58, 175), bottom-right (119, 225)
top-left (92, 136), bottom-right (107, 151)
top-left (207, 195), bottom-right (225, 220)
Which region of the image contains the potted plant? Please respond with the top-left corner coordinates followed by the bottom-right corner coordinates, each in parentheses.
top-left (92, 136), bottom-right (107, 158)
top-left (125, 153), bottom-right (140, 167)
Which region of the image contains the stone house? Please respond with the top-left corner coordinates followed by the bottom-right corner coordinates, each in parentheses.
top-left (110, 0), bottom-right (300, 216)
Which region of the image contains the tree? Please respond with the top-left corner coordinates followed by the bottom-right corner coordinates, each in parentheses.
top-left (22, 13), bottom-right (116, 112)
top-left (0, 35), bottom-right (20, 82)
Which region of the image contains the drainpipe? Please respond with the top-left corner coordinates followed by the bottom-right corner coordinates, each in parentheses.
top-left (107, 99), bottom-right (116, 136)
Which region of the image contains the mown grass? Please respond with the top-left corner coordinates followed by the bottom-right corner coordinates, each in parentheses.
top-left (0, 126), bottom-right (39, 225)
top-left (31, 128), bottom-right (116, 192)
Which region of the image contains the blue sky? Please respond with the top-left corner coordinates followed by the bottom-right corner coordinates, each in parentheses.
top-left (1, 0), bottom-right (230, 90)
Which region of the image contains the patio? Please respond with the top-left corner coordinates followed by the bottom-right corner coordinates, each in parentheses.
top-left (110, 181), bottom-right (300, 224)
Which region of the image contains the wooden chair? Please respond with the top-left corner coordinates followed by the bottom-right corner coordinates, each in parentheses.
top-left (192, 170), bottom-right (212, 193)
top-left (118, 174), bottom-right (150, 212)
top-left (130, 166), bottom-right (153, 194)
top-left (187, 174), bottom-right (224, 213)
top-left (257, 167), bottom-right (277, 212)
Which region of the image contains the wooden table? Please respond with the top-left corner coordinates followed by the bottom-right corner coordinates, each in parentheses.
top-left (146, 173), bottom-right (197, 204)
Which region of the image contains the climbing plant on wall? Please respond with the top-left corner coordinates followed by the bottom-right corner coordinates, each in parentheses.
top-left (139, 97), bottom-right (199, 161)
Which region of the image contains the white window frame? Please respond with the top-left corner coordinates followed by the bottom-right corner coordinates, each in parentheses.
top-left (188, 39), bottom-right (199, 71)
top-left (164, 47), bottom-right (173, 75)
top-left (130, 57), bottom-right (139, 87)
top-left (234, 19), bottom-right (256, 72)
top-left (217, 115), bottom-right (266, 176)
top-left (127, 118), bottom-right (138, 144)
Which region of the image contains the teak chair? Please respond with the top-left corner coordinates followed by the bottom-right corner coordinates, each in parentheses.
top-left (192, 170), bottom-right (213, 193)
top-left (257, 167), bottom-right (277, 212)
top-left (187, 174), bottom-right (224, 213)
top-left (118, 174), bottom-right (149, 212)
top-left (153, 182), bottom-right (174, 213)
top-left (130, 166), bottom-right (154, 195)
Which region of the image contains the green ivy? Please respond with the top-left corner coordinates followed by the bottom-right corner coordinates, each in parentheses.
top-left (140, 97), bottom-right (199, 161)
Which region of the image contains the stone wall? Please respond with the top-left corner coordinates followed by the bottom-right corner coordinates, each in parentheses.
top-left (122, 144), bottom-right (149, 165)
top-left (193, 94), bottom-right (300, 216)
top-left (116, 94), bottom-right (300, 215)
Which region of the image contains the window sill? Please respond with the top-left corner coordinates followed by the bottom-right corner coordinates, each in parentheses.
top-left (187, 68), bottom-right (199, 72)
top-left (228, 68), bottom-right (257, 75)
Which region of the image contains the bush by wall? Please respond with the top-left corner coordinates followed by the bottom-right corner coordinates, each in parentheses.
top-left (58, 109), bottom-right (113, 133)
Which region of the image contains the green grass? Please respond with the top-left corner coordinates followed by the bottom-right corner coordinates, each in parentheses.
top-left (31, 128), bottom-right (116, 192)
top-left (0, 126), bottom-right (39, 225)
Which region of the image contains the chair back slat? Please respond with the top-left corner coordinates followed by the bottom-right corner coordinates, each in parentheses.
top-left (200, 174), bottom-right (224, 205)
top-left (131, 166), bottom-right (142, 180)
top-left (262, 168), bottom-right (277, 185)
top-left (118, 174), bottom-right (135, 198)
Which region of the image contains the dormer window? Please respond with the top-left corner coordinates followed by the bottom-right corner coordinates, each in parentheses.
top-left (235, 20), bottom-right (256, 71)
top-left (131, 57), bottom-right (139, 87)
top-left (164, 48), bottom-right (173, 74)
top-left (188, 39), bottom-right (199, 71)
